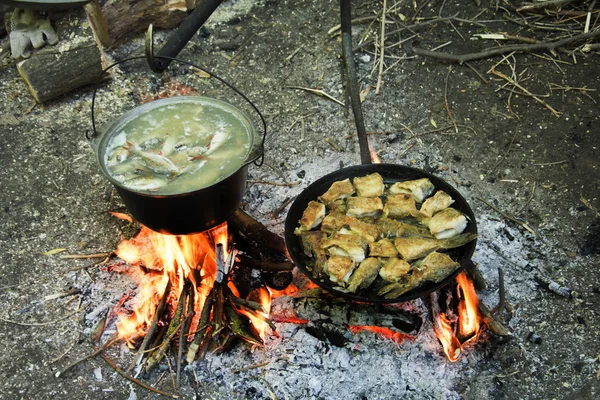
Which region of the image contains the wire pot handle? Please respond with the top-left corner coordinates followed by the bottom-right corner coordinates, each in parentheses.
top-left (89, 48), bottom-right (266, 167)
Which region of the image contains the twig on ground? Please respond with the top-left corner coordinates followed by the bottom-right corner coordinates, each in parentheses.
top-left (60, 252), bottom-right (112, 259)
top-left (375, 0), bottom-right (387, 94)
top-left (413, 29), bottom-right (600, 64)
top-left (285, 86), bottom-right (344, 106)
top-left (231, 361), bottom-right (271, 373)
top-left (1, 303), bottom-right (88, 327)
top-left (444, 65), bottom-right (458, 133)
top-left (534, 274), bottom-right (572, 299)
top-left (490, 67), bottom-right (561, 117)
top-left (477, 197), bottom-right (536, 235)
top-left (465, 62), bottom-right (488, 83)
top-left (517, 181), bottom-right (537, 215)
top-left (579, 193), bottom-right (599, 216)
top-left (96, 349), bottom-right (179, 399)
top-left (55, 333), bottom-right (119, 377)
top-left (491, 129), bottom-right (519, 173)
top-left (532, 160), bottom-right (569, 166)
top-left (49, 331), bottom-right (81, 364)
top-left (516, 0), bottom-right (579, 13)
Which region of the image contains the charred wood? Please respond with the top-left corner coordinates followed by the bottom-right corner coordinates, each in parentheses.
top-left (228, 209), bottom-right (290, 262)
top-left (478, 301), bottom-right (512, 337)
top-left (129, 280), bottom-right (172, 372)
top-left (534, 274), bottom-right (572, 299)
top-left (429, 291), bottom-right (462, 360)
top-left (463, 260), bottom-right (488, 291)
top-left (236, 254), bottom-right (294, 272)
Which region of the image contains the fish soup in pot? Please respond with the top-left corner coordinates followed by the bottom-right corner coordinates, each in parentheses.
top-left (94, 96), bottom-right (262, 234)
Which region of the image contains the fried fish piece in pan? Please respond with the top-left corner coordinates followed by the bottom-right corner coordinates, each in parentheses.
top-left (420, 190), bottom-right (454, 218)
top-left (377, 218), bottom-right (433, 239)
top-left (297, 200), bottom-right (326, 231)
top-left (321, 211), bottom-right (349, 233)
top-left (393, 232), bottom-right (477, 261)
top-left (393, 237), bottom-right (440, 261)
top-left (383, 193), bottom-right (424, 219)
top-left (378, 252), bottom-right (460, 298)
top-left (346, 196), bottom-right (383, 218)
top-left (346, 215), bottom-right (381, 242)
top-left (368, 238), bottom-right (399, 257)
top-left (319, 178), bottom-right (355, 204)
top-left (428, 207), bottom-right (467, 239)
top-left (299, 230), bottom-right (328, 278)
top-left (389, 178), bottom-right (434, 203)
top-left (347, 257), bottom-right (384, 293)
top-left (322, 232), bottom-right (368, 263)
top-left (323, 255), bottom-right (356, 287)
top-left (379, 257), bottom-right (411, 282)
top-left (328, 199), bottom-right (347, 214)
top-left (353, 173), bottom-right (384, 197)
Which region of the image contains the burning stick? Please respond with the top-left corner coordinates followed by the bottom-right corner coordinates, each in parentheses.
top-left (145, 282), bottom-right (189, 373)
top-left (430, 290), bottom-right (462, 362)
top-left (128, 280), bottom-right (172, 372)
top-left (185, 291), bottom-right (214, 363)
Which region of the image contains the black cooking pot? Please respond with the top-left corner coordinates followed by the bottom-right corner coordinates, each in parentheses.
top-left (90, 57), bottom-right (266, 235)
top-left (284, 163), bottom-right (478, 303)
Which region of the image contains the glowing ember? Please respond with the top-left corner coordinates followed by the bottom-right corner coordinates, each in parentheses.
top-left (348, 325), bottom-right (413, 345)
top-left (113, 223), bottom-right (227, 343)
top-left (432, 272), bottom-right (483, 362)
top-left (369, 143), bottom-right (381, 164)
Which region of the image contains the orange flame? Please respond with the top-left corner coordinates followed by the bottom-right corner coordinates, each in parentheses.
top-left (114, 223), bottom-right (228, 343)
top-left (432, 313), bottom-right (462, 362)
top-left (456, 272), bottom-right (481, 342)
top-left (433, 272), bottom-right (483, 361)
top-left (237, 287), bottom-right (272, 340)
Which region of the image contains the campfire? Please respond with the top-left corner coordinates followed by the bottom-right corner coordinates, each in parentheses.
top-left (97, 209), bottom-right (495, 377)
top-left (104, 215), bottom-right (280, 381)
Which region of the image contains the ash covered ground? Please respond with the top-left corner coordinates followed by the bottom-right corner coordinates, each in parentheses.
top-left (0, 1), bottom-right (599, 399)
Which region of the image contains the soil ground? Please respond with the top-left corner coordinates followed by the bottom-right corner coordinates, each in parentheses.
top-left (0, 1), bottom-right (599, 399)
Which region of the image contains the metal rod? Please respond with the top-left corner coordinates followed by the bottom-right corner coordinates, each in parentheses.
top-left (340, 0), bottom-right (372, 165)
top-left (150, 0), bottom-right (224, 72)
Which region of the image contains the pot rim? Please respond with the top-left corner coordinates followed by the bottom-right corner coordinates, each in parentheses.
top-left (95, 96), bottom-right (257, 198)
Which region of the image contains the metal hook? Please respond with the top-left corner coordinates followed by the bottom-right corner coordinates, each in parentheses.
top-left (145, 24), bottom-right (162, 73)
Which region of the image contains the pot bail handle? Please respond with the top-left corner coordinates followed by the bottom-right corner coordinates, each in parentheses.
top-left (89, 30), bottom-right (267, 167)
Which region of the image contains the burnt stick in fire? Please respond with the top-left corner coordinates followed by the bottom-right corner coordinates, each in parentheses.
top-left (228, 209), bottom-right (290, 262)
top-left (429, 290), bottom-right (462, 361)
top-left (185, 287), bottom-right (214, 363)
top-left (478, 301), bottom-right (512, 337)
top-left (128, 280), bottom-right (172, 372)
top-left (463, 260), bottom-right (488, 291)
top-left (145, 281), bottom-right (189, 373)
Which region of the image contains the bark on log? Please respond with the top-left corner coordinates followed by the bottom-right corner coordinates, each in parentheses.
top-left (17, 43), bottom-right (104, 103)
top-left (228, 209), bottom-right (290, 262)
top-left (101, 0), bottom-right (188, 46)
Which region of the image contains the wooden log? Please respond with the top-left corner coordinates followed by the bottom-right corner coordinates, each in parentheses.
top-left (101, 0), bottom-right (188, 46)
top-left (228, 209), bottom-right (290, 262)
top-left (463, 260), bottom-right (488, 291)
top-left (16, 43), bottom-right (104, 103)
top-left (84, 0), bottom-right (111, 48)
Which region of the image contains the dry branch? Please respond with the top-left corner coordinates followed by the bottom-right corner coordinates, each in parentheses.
top-left (413, 29), bottom-right (600, 64)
